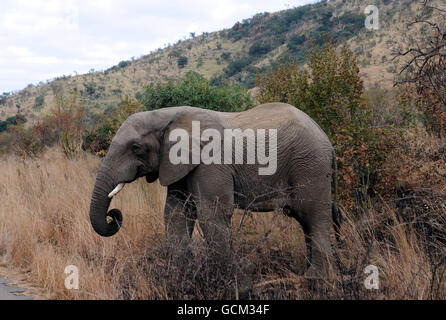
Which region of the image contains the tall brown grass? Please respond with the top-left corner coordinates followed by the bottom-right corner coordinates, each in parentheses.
top-left (0, 148), bottom-right (444, 299)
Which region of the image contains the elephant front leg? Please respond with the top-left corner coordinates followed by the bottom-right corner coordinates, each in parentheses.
top-left (187, 167), bottom-right (235, 265)
top-left (187, 168), bottom-right (240, 296)
top-left (197, 197), bottom-right (233, 260)
top-left (164, 190), bottom-right (196, 262)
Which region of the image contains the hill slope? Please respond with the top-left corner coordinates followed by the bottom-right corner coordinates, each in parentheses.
top-left (0, 0), bottom-right (441, 122)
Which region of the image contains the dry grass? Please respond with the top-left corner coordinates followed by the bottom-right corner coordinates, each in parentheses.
top-left (0, 148), bottom-right (167, 299)
top-left (0, 147), bottom-right (444, 299)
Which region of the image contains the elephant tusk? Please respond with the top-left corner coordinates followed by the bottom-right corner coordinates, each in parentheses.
top-left (108, 183), bottom-right (125, 198)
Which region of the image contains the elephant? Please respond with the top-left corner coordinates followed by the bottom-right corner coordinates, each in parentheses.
top-left (89, 102), bottom-right (342, 279)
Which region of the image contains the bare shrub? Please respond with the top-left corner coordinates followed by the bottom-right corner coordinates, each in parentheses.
top-left (394, 0), bottom-right (446, 138)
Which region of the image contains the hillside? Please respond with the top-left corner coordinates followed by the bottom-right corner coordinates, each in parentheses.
top-left (0, 0), bottom-right (440, 122)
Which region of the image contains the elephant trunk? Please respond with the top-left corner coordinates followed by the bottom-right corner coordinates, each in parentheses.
top-left (89, 168), bottom-right (123, 237)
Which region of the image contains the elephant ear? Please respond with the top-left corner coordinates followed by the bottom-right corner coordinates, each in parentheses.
top-left (159, 109), bottom-right (224, 186)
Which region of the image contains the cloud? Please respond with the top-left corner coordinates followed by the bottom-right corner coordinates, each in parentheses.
top-left (0, 0), bottom-right (317, 93)
top-left (1, 0), bottom-right (79, 35)
top-left (7, 46), bottom-right (33, 57)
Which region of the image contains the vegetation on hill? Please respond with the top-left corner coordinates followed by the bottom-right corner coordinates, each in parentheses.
top-left (1, 0), bottom-right (443, 123)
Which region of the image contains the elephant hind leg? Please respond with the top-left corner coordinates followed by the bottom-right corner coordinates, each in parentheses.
top-left (284, 206), bottom-right (312, 270)
top-left (304, 226), bottom-right (333, 279)
top-left (287, 203), bottom-right (333, 279)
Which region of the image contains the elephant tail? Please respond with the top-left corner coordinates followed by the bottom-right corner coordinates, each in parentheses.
top-left (332, 150), bottom-right (342, 241)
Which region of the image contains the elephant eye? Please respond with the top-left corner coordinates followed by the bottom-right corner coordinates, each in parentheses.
top-left (131, 144), bottom-right (144, 155)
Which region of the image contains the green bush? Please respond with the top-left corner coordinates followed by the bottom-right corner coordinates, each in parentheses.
top-left (220, 52), bottom-right (231, 61)
top-left (332, 12), bottom-right (366, 40)
top-left (0, 114), bottom-right (27, 133)
top-left (224, 57), bottom-right (253, 78)
top-left (177, 56), bottom-right (188, 68)
top-left (84, 82), bottom-right (96, 96)
top-left (140, 71), bottom-right (253, 112)
top-left (34, 95), bottom-right (45, 109)
top-left (249, 41), bottom-right (273, 56)
top-left (118, 60), bottom-right (131, 68)
top-left (287, 34), bottom-right (306, 53)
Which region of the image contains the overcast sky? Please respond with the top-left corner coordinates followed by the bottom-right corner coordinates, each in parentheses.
top-left (0, 0), bottom-right (318, 94)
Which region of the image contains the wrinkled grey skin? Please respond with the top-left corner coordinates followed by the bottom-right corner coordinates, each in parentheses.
top-left (89, 103), bottom-right (341, 278)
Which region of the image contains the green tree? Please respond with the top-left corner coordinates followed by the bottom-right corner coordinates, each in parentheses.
top-left (257, 39), bottom-right (365, 136)
top-left (257, 38), bottom-right (390, 210)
